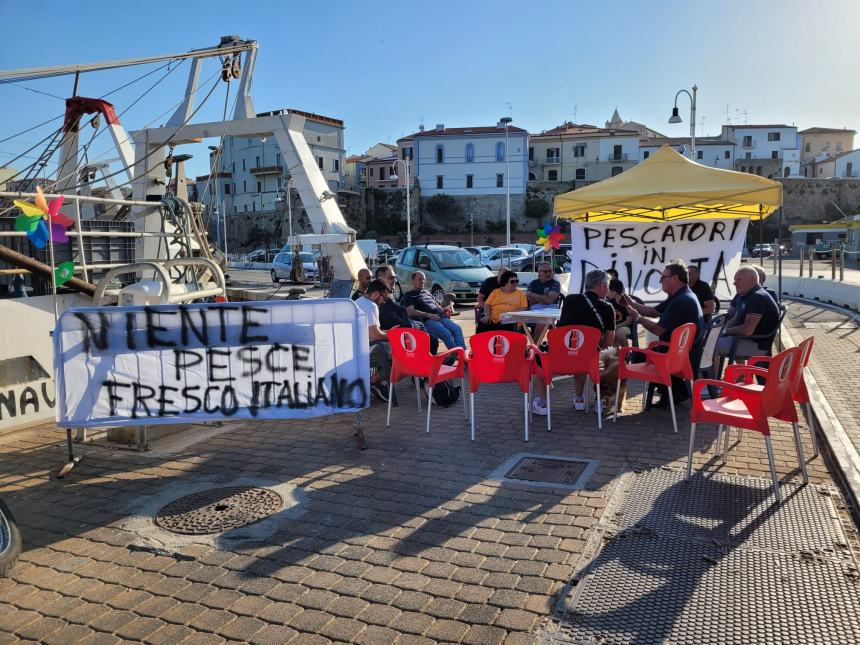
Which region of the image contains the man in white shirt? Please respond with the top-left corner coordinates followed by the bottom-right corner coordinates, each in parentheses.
top-left (355, 279), bottom-right (391, 400)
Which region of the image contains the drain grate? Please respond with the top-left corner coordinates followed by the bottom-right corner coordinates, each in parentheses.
top-left (506, 457), bottom-right (589, 486)
top-left (545, 469), bottom-right (860, 645)
top-left (155, 486), bottom-right (283, 535)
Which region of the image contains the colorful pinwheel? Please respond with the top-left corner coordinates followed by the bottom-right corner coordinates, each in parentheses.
top-left (535, 222), bottom-right (564, 252)
top-left (13, 186), bottom-right (73, 249)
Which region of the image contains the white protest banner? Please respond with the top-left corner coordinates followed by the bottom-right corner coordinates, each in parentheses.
top-left (569, 218), bottom-right (749, 302)
top-left (53, 299), bottom-right (370, 427)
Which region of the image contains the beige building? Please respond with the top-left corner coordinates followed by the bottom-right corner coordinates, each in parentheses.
top-left (800, 127), bottom-right (856, 161)
top-left (528, 122), bottom-right (640, 183)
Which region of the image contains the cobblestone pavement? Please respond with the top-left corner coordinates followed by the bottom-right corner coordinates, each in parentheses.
top-left (0, 308), bottom-right (851, 644)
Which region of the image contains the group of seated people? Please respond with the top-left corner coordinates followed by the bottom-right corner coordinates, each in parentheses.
top-left (349, 256), bottom-right (782, 408)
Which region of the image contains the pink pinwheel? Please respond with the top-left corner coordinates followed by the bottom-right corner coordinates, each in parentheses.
top-left (13, 186), bottom-right (73, 249)
top-left (535, 222), bottom-right (564, 252)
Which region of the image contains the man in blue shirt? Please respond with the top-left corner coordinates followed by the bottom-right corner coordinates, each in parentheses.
top-left (625, 260), bottom-right (703, 407)
top-left (403, 271), bottom-right (466, 350)
top-left (526, 262), bottom-right (561, 310)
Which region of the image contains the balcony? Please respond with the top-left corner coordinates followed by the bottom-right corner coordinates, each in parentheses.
top-left (250, 165), bottom-right (284, 176)
top-left (544, 156), bottom-right (561, 165)
top-left (742, 140), bottom-right (756, 149)
top-left (606, 152), bottom-right (629, 162)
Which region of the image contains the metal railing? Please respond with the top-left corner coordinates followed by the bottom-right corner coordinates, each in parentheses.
top-left (606, 152), bottom-right (628, 161)
top-left (544, 156), bottom-right (561, 164)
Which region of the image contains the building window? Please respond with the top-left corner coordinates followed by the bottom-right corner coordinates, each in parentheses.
top-left (756, 166), bottom-right (762, 175)
top-left (548, 170), bottom-right (558, 181)
top-left (643, 151), bottom-right (650, 159)
top-left (252, 201), bottom-right (256, 212)
top-left (528, 172), bottom-right (536, 180)
top-left (496, 142), bottom-right (505, 162)
top-left (804, 167), bottom-right (808, 177)
top-left (741, 166), bottom-right (746, 173)
top-left (496, 173), bottom-right (504, 188)
top-left (242, 159), bottom-right (246, 171)
top-left (277, 177), bottom-right (282, 188)
top-left (697, 150), bottom-right (704, 159)
top-left (369, 167), bottom-right (374, 177)
top-left (243, 180), bottom-right (247, 192)
top-left (767, 132), bottom-right (781, 141)
top-left (743, 136), bottom-right (753, 147)
top-left (725, 150), bottom-right (731, 159)
top-left (745, 152), bottom-right (752, 160)
top-left (804, 142), bottom-right (811, 153)
top-left (318, 156), bottom-right (324, 169)
top-left (825, 141), bottom-right (830, 150)
top-left (224, 183), bottom-right (231, 195)
top-left (847, 162), bottom-right (854, 177)
top-left (771, 151), bottom-right (779, 160)
top-left (257, 181), bottom-right (262, 192)
top-left (466, 174), bottom-right (474, 188)
top-left (232, 183), bottom-right (236, 194)
top-left (436, 175), bottom-right (443, 189)
top-left (528, 147), bottom-right (534, 161)
top-left (244, 204), bottom-right (248, 212)
top-left (547, 147), bottom-right (560, 162)
top-left (611, 166), bottom-right (623, 176)
top-left (465, 143), bottom-right (475, 163)
top-left (574, 144), bottom-right (586, 158)
top-left (276, 153), bottom-right (281, 164)
top-left (575, 168), bottom-right (585, 180)
top-left (334, 159), bottom-right (340, 172)
top-left (232, 162), bottom-right (235, 172)
top-left (436, 145), bottom-right (444, 163)
top-left (836, 142), bottom-right (843, 152)
top-left (255, 156), bottom-right (260, 167)
top-left (784, 166), bottom-right (790, 178)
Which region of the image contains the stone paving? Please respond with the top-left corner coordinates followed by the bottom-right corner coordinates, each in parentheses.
top-left (0, 305), bottom-right (853, 644)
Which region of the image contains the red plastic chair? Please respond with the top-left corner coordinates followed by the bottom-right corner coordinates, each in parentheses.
top-left (687, 346), bottom-right (802, 501)
top-left (616, 322), bottom-right (697, 434)
top-left (730, 336), bottom-right (818, 457)
top-left (717, 336), bottom-right (814, 481)
top-left (536, 326), bottom-right (603, 431)
top-left (386, 328), bottom-right (466, 433)
top-left (466, 331), bottom-right (536, 441)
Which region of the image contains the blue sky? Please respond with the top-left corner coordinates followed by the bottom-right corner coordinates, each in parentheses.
top-left (1, 0), bottom-right (858, 180)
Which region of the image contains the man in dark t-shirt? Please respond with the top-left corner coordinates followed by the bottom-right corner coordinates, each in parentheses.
top-left (717, 267), bottom-right (779, 359)
top-left (688, 265), bottom-right (716, 322)
top-left (544, 269), bottom-right (616, 412)
top-left (625, 260), bottom-right (703, 407)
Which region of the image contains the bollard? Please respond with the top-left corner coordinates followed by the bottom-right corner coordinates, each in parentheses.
top-left (799, 246), bottom-right (805, 277)
top-left (832, 245), bottom-right (837, 280)
top-left (840, 245), bottom-right (845, 281)
top-left (808, 249), bottom-right (814, 277)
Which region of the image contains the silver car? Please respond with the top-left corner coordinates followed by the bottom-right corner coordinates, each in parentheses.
top-left (271, 251), bottom-right (317, 283)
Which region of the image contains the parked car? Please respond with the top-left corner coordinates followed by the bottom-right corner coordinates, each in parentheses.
top-left (247, 248), bottom-right (267, 262)
top-left (480, 247), bottom-right (529, 271)
top-left (814, 241), bottom-right (834, 259)
top-left (510, 243), bottom-right (541, 254)
top-left (272, 251), bottom-right (317, 283)
top-left (394, 245), bottom-right (493, 303)
top-left (510, 249), bottom-right (568, 273)
top-left (376, 243), bottom-right (397, 264)
top-left (751, 244), bottom-right (774, 258)
top-left (464, 245), bottom-right (493, 257)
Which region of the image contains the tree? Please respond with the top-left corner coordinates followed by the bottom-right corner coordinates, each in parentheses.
top-left (425, 194), bottom-right (462, 228)
top-left (525, 197), bottom-right (550, 220)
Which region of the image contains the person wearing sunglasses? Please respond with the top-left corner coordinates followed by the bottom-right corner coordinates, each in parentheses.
top-left (478, 270), bottom-right (528, 333)
top-left (624, 260), bottom-right (703, 408)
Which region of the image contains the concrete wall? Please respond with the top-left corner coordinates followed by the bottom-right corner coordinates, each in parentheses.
top-left (779, 178), bottom-right (860, 225)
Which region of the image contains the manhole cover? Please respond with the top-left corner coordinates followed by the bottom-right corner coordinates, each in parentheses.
top-left (507, 457), bottom-right (589, 485)
top-left (155, 486), bottom-right (283, 535)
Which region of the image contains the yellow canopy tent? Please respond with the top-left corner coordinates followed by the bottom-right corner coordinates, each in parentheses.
top-left (554, 145), bottom-right (782, 222)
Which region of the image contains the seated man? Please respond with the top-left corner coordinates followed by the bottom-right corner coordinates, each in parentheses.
top-left (749, 263), bottom-right (779, 303)
top-left (688, 264), bottom-right (716, 323)
top-left (350, 267), bottom-right (372, 301)
top-left (374, 265), bottom-right (438, 355)
top-left (526, 262), bottom-right (561, 310)
top-left (625, 260), bottom-right (703, 407)
top-left (354, 279), bottom-right (392, 401)
top-left (533, 269), bottom-right (615, 413)
top-left (716, 267), bottom-right (780, 361)
top-left (607, 279), bottom-right (634, 347)
top-left (402, 271), bottom-right (466, 350)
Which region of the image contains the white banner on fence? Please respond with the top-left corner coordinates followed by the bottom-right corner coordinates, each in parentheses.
top-left (54, 300), bottom-right (370, 427)
top-left (569, 218), bottom-right (750, 302)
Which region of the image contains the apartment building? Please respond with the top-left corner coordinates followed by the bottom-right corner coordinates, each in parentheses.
top-left (720, 124), bottom-right (800, 177)
top-left (529, 123), bottom-right (640, 182)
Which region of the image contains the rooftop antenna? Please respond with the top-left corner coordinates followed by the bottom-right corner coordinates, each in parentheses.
top-left (701, 115), bottom-right (706, 136)
top-left (573, 105), bottom-right (578, 122)
top-left (743, 109), bottom-right (748, 125)
top-left (506, 102), bottom-right (512, 118)
top-left (725, 104), bottom-right (730, 125)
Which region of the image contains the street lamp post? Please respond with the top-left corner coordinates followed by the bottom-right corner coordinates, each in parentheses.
top-left (389, 158), bottom-right (412, 248)
top-left (500, 116), bottom-right (513, 246)
top-left (668, 85), bottom-right (698, 159)
top-left (276, 178), bottom-right (294, 244)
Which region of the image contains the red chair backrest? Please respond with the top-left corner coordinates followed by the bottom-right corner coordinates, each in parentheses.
top-left (760, 347), bottom-right (800, 418)
top-left (468, 331), bottom-right (532, 392)
top-left (665, 322), bottom-right (697, 376)
top-left (793, 335), bottom-right (814, 402)
top-left (544, 325), bottom-right (601, 381)
top-left (388, 327), bottom-right (434, 379)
